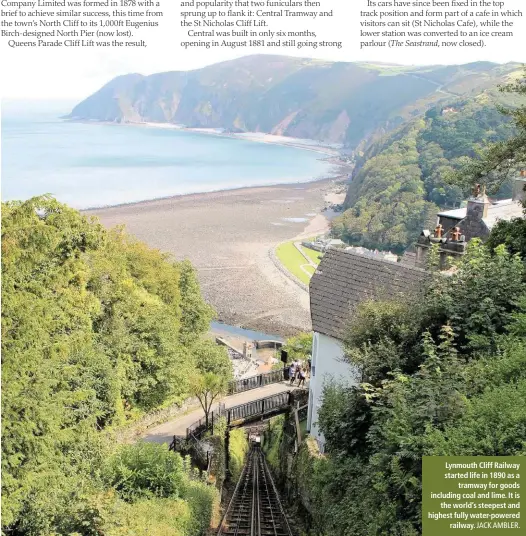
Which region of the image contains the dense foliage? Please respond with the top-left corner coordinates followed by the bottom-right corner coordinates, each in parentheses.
top-left (296, 69), bottom-right (526, 536)
top-left (282, 332), bottom-right (313, 363)
top-left (451, 67), bottom-right (526, 194)
top-left (1, 197), bottom-right (223, 535)
top-left (228, 428), bottom-right (249, 482)
top-left (101, 442), bottom-right (218, 536)
top-left (458, 68), bottom-right (526, 259)
top-left (333, 85), bottom-right (520, 252)
top-left (307, 241), bottom-right (526, 536)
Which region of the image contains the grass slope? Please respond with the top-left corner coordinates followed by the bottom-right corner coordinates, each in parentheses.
top-left (276, 241), bottom-right (323, 284)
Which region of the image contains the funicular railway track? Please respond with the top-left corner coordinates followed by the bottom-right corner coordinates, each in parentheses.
top-left (217, 445), bottom-right (294, 536)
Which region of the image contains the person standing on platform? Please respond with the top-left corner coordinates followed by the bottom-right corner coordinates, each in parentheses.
top-left (297, 367), bottom-right (306, 387)
top-left (289, 361), bottom-right (296, 385)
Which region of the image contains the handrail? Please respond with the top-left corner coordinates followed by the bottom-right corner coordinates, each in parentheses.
top-left (228, 368), bottom-right (285, 395)
top-left (186, 391), bottom-right (292, 440)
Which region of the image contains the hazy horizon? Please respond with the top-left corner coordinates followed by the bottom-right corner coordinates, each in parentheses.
top-left (1, 53), bottom-right (523, 103)
top-left (2, 0), bottom-right (525, 101)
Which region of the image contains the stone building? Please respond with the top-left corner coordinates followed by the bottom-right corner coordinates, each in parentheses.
top-left (415, 172), bottom-right (526, 268)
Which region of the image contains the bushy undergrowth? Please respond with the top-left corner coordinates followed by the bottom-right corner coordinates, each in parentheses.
top-left (228, 428), bottom-right (249, 481)
top-left (103, 442), bottom-right (219, 536)
top-left (263, 415), bottom-right (285, 472)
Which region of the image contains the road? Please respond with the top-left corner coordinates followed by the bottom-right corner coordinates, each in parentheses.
top-left (142, 382), bottom-right (298, 445)
top-left (402, 72), bottom-right (459, 98)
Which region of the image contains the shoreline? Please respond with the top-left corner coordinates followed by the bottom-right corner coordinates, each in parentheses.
top-left (79, 174), bottom-right (347, 212)
top-left (67, 118), bottom-right (343, 158)
top-left (86, 177), bottom-right (348, 336)
top-left (76, 121), bottom-right (352, 335)
top-left (67, 118), bottom-right (351, 212)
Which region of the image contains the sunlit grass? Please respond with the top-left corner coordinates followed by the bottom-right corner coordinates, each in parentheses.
top-left (276, 242), bottom-right (312, 285)
top-left (301, 246), bottom-right (323, 266)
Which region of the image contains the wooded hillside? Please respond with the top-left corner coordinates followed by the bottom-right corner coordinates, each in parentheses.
top-left (1, 197), bottom-right (228, 535)
top-left (333, 89), bottom-right (519, 252)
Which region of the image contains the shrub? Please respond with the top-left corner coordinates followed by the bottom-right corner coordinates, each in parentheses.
top-left (105, 442), bottom-right (186, 500)
top-left (228, 428), bottom-right (249, 481)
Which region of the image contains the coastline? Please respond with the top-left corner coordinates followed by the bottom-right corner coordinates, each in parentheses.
top-left (74, 121), bottom-right (351, 335)
top-left (86, 176), bottom-right (347, 336)
top-left (63, 119), bottom-right (350, 211)
top-left (79, 173), bottom-right (346, 212)
top-left (68, 118), bottom-right (343, 158)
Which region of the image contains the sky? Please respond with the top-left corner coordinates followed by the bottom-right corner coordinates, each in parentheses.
top-left (1, 0), bottom-right (525, 101)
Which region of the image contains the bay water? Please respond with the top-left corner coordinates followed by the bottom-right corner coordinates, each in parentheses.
top-left (1, 100), bottom-right (333, 209)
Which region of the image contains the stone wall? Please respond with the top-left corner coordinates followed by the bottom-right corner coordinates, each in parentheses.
top-left (115, 396), bottom-right (200, 444)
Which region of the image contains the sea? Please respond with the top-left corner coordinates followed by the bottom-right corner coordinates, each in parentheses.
top-left (1, 100), bottom-right (334, 209)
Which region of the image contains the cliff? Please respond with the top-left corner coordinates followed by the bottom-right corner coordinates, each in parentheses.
top-left (67, 55), bottom-right (521, 149)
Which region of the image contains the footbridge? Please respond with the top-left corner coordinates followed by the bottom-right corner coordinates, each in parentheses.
top-left (170, 390), bottom-right (296, 452)
top-left (228, 369), bottom-right (286, 395)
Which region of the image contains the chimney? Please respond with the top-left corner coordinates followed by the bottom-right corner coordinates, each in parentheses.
top-left (512, 170), bottom-right (526, 203)
top-left (466, 184), bottom-right (490, 220)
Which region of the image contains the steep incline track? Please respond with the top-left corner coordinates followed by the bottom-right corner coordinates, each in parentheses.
top-left (217, 445), bottom-right (294, 536)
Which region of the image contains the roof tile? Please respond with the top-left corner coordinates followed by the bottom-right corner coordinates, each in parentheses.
top-left (309, 249), bottom-right (427, 339)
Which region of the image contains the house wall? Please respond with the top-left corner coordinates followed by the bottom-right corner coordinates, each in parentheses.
top-left (307, 332), bottom-right (359, 444)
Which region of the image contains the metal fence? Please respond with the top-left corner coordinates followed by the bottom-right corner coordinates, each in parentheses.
top-left (186, 409), bottom-right (223, 441)
top-left (227, 391), bottom-right (291, 424)
top-left (228, 368), bottom-right (285, 395)
top-left (169, 434), bottom-right (212, 472)
top-left (185, 390), bottom-right (292, 440)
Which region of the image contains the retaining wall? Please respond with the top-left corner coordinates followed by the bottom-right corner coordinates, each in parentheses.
top-left (269, 245), bottom-right (309, 293)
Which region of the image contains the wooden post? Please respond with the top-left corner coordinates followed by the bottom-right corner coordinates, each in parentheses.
top-left (225, 427), bottom-right (231, 481)
top-left (294, 408), bottom-right (302, 446)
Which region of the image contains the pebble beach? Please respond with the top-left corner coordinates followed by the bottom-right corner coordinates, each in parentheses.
top-left (85, 178), bottom-right (346, 336)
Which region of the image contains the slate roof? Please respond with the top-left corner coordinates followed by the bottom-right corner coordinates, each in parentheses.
top-left (310, 249), bottom-right (427, 340)
top-left (400, 247), bottom-right (417, 266)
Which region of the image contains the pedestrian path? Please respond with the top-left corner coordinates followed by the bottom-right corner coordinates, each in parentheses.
top-left (143, 382), bottom-right (297, 445)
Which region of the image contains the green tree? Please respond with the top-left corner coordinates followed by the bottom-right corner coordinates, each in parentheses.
top-left (191, 338), bottom-right (233, 383)
top-left (283, 332), bottom-right (313, 363)
top-left (309, 241), bottom-right (526, 536)
top-left (190, 373), bottom-right (228, 430)
top-left (1, 196), bottom-right (217, 535)
top-left (178, 260), bottom-right (215, 346)
top-left (450, 67), bottom-right (526, 193)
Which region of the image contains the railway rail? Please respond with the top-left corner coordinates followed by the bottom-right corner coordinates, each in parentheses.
top-left (217, 444), bottom-right (294, 536)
